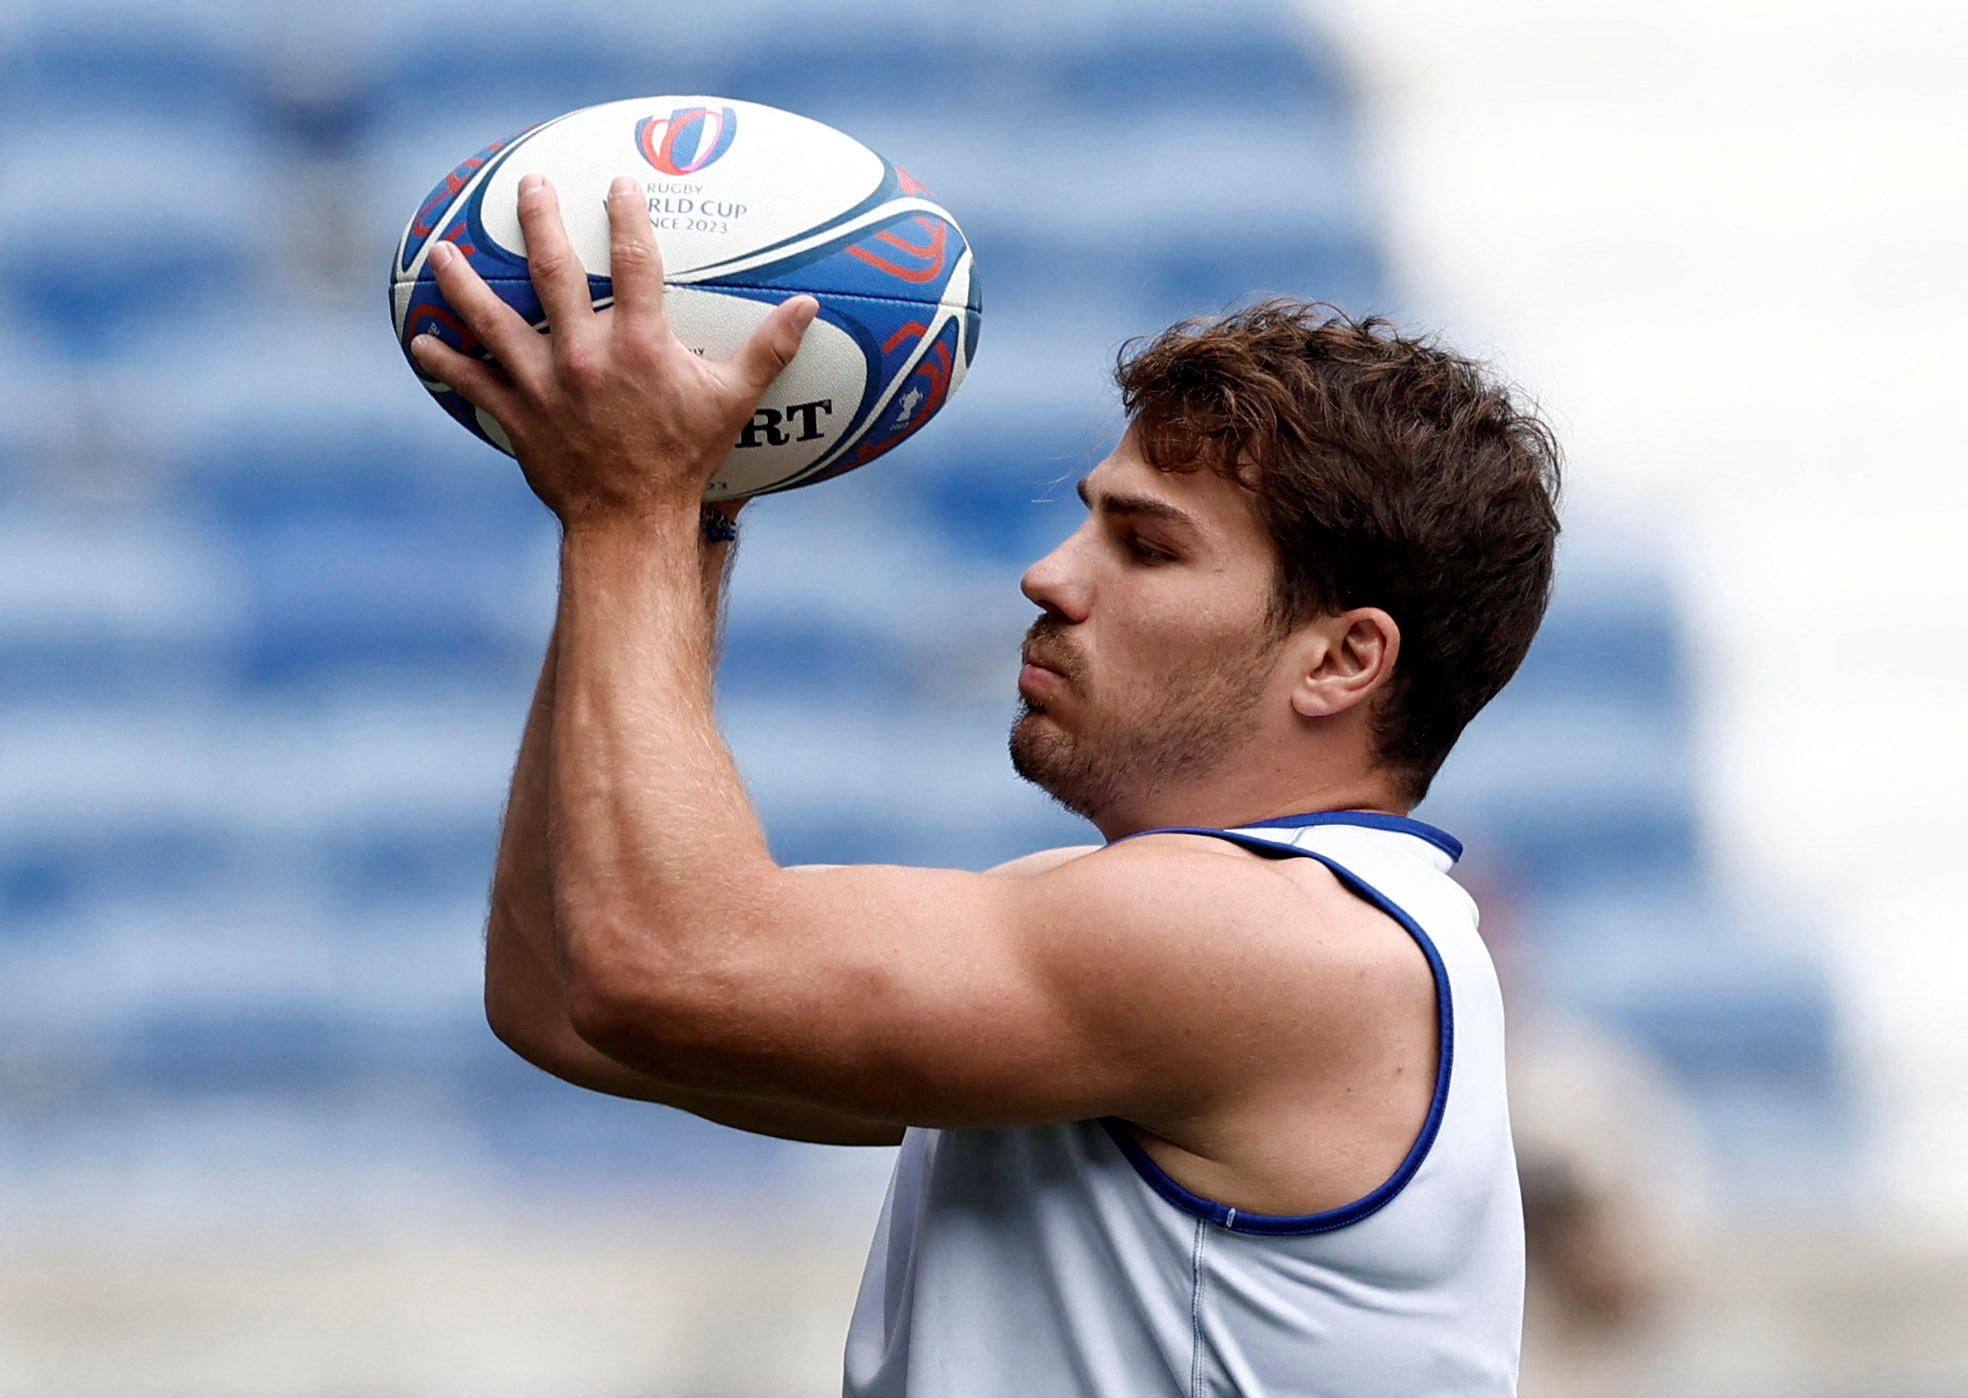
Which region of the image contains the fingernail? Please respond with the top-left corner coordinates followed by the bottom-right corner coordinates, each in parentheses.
top-left (429, 240), bottom-right (456, 269)
top-left (794, 296), bottom-right (820, 328)
top-left (519, 172), bottom-right (544, 196)
top-left (610, 174), bottom-right (637, 197)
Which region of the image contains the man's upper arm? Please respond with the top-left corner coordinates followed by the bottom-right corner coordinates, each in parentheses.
top-left (477, 850), bottom-right (1100, 1147)
top-left (490, 1004), bottom-right (904, 1146)
top-left (571, 836), bottom-right (1352, 1131)
top-left (486, 897), bottom-right (905, 1146)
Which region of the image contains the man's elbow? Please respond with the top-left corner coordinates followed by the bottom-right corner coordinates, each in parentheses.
top-left (560, 962), bottom-right (636, 1051)
top-left (483, 973), bottom-right (561, 1072)
top-left (555, 882), bottom-right (800, 1080)
top-left (556, 916), bottom-right (697, 1064)
top-left (561, 946), bottom-right (763, 1097)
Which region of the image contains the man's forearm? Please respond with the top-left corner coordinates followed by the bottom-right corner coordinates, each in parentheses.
top-left (547, 510), bottom-right (779, 1044)
top-left (483, 625), bottom-right (562, 1029)
top-left (487, 515), bottom-right (742, 1043)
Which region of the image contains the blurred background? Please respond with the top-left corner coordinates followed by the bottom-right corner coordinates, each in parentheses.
top-left (1, 0), bottom-right (1963, 1392)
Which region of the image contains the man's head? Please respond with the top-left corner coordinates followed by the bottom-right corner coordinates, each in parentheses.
top-left (1010, 299), bottom-right (1561, 828)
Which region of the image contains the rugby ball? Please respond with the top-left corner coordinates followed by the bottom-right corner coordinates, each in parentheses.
top-left (390, 97), bottom-right (980, 499)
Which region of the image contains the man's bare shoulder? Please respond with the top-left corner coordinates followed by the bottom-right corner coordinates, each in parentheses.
top-left (1128, 832), bottom-right (1402, 951)
top-left (985, 844), bottom-right (1102, 877)
top-left (829, 835), bottom-right (1393, 980)
top-left (981, 833), bottom-right (1364, 931)
top-left (988, 831), bottom-right (1408, 999)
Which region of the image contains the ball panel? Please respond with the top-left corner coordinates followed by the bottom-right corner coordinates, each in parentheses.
top-left (705, 205), bottom-right (975, 310)
top-left (780, 305), bottom-right (971, 494)
top-left (473, 96), bottom-right (889, 285)
top-left (393, 127), bottom-right (538, 280)
top-left (390, 129), bottom-right (543, 348)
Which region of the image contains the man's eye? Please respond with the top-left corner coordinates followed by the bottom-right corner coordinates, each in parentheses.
top-left (1126, 535), bottom-right (1173, 562)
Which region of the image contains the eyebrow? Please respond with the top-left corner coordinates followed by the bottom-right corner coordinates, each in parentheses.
top-left (1075, 476), bottom-right (1201, 535)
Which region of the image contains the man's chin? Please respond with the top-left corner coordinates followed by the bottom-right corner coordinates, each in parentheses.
top-left (1008, 713), bottom-right (1101, 818)
top-left (1008, 707), bottom-right (1051, 769)
top-left (1008, 709), bottom-right (1046, 766)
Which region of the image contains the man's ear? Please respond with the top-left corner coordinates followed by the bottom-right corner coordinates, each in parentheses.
top-left (1287, 608), bottom-right (1400, 719)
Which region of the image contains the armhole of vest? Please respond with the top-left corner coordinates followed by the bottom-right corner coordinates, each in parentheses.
top-left (1098, 830), bottom-right (1456, 1237)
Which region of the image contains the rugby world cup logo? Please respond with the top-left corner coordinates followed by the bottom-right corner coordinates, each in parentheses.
top-left (635, 106), bottom-right (738, 176)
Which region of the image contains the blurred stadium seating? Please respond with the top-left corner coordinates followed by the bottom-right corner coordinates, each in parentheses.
top-left (0, 0), bottom-right (1846, 1225)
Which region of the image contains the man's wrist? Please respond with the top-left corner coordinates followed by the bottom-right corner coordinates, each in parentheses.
top-left (560, 505), bottom-right (699, 558)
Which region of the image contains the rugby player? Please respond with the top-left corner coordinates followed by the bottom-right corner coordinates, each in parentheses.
top-left (413, 171), bottom-right (1561, 1395)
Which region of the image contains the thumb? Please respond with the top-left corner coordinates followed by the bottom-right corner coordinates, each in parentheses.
top-left (728, 295), bottom-right (819, 401)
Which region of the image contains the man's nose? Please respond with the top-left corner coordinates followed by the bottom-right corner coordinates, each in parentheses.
top-left (1019, 532), bottom-right (1091, 623)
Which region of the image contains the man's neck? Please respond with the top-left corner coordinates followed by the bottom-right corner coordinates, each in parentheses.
top-left (1090, 773), bottom-right (1406, 844)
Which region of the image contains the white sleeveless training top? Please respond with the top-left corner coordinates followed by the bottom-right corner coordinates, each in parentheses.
top-left (840, 813), bottom-right (1524, 1396)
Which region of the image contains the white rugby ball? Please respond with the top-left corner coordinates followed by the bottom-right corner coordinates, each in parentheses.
top-left (390, 96), bottom-right (980, 499)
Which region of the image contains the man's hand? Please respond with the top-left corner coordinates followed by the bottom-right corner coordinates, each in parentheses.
top-left (410, 171), bottom-right (818, 528)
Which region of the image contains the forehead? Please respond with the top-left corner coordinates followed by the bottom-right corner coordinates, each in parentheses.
top-left (1080, 434), bottom-right (1266, 541)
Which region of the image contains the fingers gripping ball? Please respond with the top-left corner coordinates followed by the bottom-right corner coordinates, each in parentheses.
top-left (389, 96), bottom-right (981, 500)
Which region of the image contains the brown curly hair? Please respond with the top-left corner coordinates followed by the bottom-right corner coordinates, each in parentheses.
top-left (1117, 299), bottom-right (1562, 805)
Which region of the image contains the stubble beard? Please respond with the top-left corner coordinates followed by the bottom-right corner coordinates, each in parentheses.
top-left (1008, 632), bottom-right (1278, 824)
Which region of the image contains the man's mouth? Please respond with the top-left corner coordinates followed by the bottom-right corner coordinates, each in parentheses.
top-left (1018, 644), bottom-right (1074, 702)
top-left (1018, 658), bottom-right (1062, 690)
top-left (1020, 617), bottom-right (1086, 699)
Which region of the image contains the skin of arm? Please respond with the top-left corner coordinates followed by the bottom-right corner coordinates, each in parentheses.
top-left (480, 605), bottom-right (1096, 1145)
top-left (414, 173), bottom-right (1389, 1146)
top-left (482, 507), bottom-right (911, 1145)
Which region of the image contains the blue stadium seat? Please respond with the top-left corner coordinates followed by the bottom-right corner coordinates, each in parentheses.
top-left (1425, 524), bottom-right (1701, 902)
top-left (1430, 693), bottom-right (1699, 885)
top-left (962, 222), bottom-right (1379, 325)
top-left (719, 613), bottom-right (922, 698)
top-left (13, 324), bottom-right (532, 697)
top-left (1138, 231), bottom-right (1384, 320)
top-left (0, 822), bottom-right (232, 930)
top-left (1514, 588), bottom-right (1689, 712)
top-left (1528, 892), bottom-right (1857, 1209)
top-left (0, 509), bottom-right (238, 709)
top-left (0, 632), bottom-right (226, 712)
top-left (899, 426), bottom-right (1093, 565)
top-left (728, 1), bottom-right (1349, 126)
top-left (118, 303), bottom-right (465, 472)
top-left (320, 817), bottom-right (499, 908)
top-left (367, 20), bottom-right (664, 133)
top-left (1532, 892), bottom-right (1845, 1096)
top-left (463, 1047), bottom-right (800, 1185)
top-left (0, 122), bottom-right (262, 359)
top-left (110, 1001), bottom-right (366, 1093)
top-left (0, 12), bottom-right (260, 130)
top-left (0, 338), bottom-right (78, 507)
top-left (724, 39), bottom-right (989, 121)
top-left (162, 385), bottom-right (552, 692)
top-left (222, 510), bottom-right (532, 687)
top-left (1061, 25), bottom-right (1353, 124)
top-left (177, 425), bottom-right (540, 537)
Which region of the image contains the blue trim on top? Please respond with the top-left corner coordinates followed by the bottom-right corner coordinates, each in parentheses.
top-left (1230, 810), bottom-right (1463, 863)
top-left (1099, 830), bottom-right (1455, 1237)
